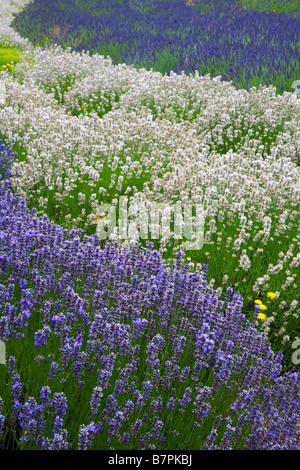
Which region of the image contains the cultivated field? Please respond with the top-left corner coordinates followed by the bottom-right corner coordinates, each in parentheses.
top-left (0, 0), bottom-right (299, 450)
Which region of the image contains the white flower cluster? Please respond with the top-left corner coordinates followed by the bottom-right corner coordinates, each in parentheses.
top-left (0, 0), bottom-right (33, 51)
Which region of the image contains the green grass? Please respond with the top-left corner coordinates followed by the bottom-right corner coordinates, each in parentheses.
top-left (0, 42), bottom-right (24, 69)
top-left (238, 0), bottom-right (300, 17)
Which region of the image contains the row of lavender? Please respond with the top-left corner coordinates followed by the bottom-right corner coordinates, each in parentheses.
top-left (0, 142), bottom-right (299, 449)
top-left (10, 0), bottom-right (300, 94)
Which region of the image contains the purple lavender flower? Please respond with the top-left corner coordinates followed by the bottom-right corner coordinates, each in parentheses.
top-left (47, 361), bottom-right (59, 382)
top-left (139, 431), bottom-right (151, 449)
top-left (179, 387), bottom-right (192, 412)
top-left (78, 422), bottom-right (97, 450)
top-left (90, 386), bottom-right (103, 416)
top-left (0, 413), bottom-right (4, 436)
top-left (179, 366), bottom-right (191, 384)
top-left (122, 400), bottom-right (134, 421)
top-left (202, 415), bottom-right (223, 450)
top-left (192, 386), bottom-right (213, 425)
top-left (51, 392), bottom-right (68, 417)
top-left (133, 391), bottom-right (145, 413)
top-left (51, 312), bottom-right (66, 334)
top-left (101, 394), bottom-right (118, 420)
top-left (52, 415), bottom-right (64, 435)
top-left (150, 415), bottom-right (164, 442)
top-left (71, 351), bottom-right (87, 380)
top-left (108, 410), bottom-right (124, 437)
top-left (112, 379), bottom-right (124, 397)
top-left (40, 386), bottom-right (51, 408)
top-left (122, 432), bottom-right (130, 445)
top-left (97, 368), bottom-right (113, 389)
top-left (51, 429), bottom-right (72, 450)
top-left (149, 396), bottom-right (163, 415)
top-left (11, 372), bottom-right (23, 412)
top-left (130, 418), bottom-right (143, 438)
top-left (142, 379), bottom-right (153, 400)
top-left (18, 400), bottom-right (39, 441)
top-left (7, 356), bottom-right (15, 376)
top-left (34, 326), bottom-right (52, 348)
top-left (0, 397), bottom-right (4, 436)
top-left (131, 318), bottom-right (149, 340)
top-left (167, 396), bottom-right (176, 412)
top-left (219, 416), bottom-right (236, 450)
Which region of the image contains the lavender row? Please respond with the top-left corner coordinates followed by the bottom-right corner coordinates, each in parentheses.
top-left (11, 0), bottom-right (300, 94)
top-left (0, 154), bottom-right (299, 449)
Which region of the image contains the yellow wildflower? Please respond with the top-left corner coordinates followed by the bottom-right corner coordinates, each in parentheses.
top-left (257, 312), bottom-right (266, 321)
top-left (260, 304), bottom-right (267, 310)
top-left (254, 300), bottom-right (263, 305)
top-left (267, 292), bottom-right (276, 299)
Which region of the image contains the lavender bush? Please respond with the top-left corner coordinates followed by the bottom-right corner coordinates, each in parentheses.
top-left (10, 0), bottom-right (300, 94)
top-left (0, 160), bottom-right (299, 449)
top-left (0, 139), bottom-right (17, 181)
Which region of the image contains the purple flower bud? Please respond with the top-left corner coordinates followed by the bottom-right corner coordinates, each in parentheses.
top-left (34, 326), bottom-right (52, 348)
top-left (51, 392), bottom-right (68, 417)
top-left (78, 422), bottom-right (97, 450)
top-left (47, 362), bottom-right (59, 382)
top-left (40, 386), bottom-right (51, 408)
top-left (90, 386), bottom-right (103, 416)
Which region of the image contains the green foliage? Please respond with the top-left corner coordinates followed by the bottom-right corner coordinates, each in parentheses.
top-left (237, 0), bottom-right (300, 17)
top-left (0, 44), bottom-right (24, 69)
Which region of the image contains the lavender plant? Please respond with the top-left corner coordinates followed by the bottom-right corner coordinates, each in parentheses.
top-left (10, 0), bottom-right (300, 95)
top-left (0, 140), bottom-right (17, 181)
top-left (0, 169), bottom-right (299, 449)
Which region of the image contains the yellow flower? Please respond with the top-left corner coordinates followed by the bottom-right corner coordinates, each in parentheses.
top-left (257, 312), bottom-right (266, 321)
top-left (267, 292), bottom-right (276, 299)
top-left (254, 300), bottom-right (263, 305)
top-left (260, 304), bottom-right (267, 310)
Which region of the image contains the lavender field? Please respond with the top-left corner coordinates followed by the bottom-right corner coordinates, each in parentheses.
top-left (0, 0), bottom-right (299, 451)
